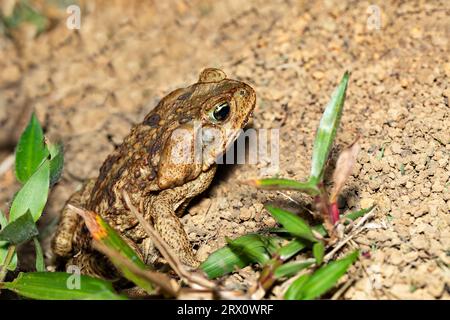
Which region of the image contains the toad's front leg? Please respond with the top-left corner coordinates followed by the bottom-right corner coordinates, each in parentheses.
top-left (144, 167), bottom-right (217, 268)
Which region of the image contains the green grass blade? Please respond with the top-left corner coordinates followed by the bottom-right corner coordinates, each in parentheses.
top-left (265, 205), bottom-right (317, 243)
top-left (0, 210), bottom-right (7, 248)
top-left (312, 241), bottom-right (325, 265)
top-left (276, 239), bottom-right (308, 260)
top-left (298, 250), bottom-right (359, 300)
top-left (9, 160), bottom-right (50, 222)
top-left (47, 143), bottom-right (64, 186)
top-left (274, 260), bottom-right (314, 279)
top-left (248, 178), bottom-right (320, 195)
top-left (284, 274), bottom-right (311, 300)
top-left (200, 234), bottom-right (277, 279)
top-left (0, 211), bottom-right (38, 244)
top-left (33, 237), bottom-right (45, 272)
top-left (309, 72), bottom-right (350, 182)
top-left (0, 272), bottom-right (126, 300)
top-left (3, 2), bottom-right (48, 33)
top-left (15, 113), bottom-right (49, 184)
top-left (343, 206), bottom-right (375, 224)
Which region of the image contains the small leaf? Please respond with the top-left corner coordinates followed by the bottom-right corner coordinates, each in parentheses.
top-left (15, 113), bottom-right (49, 184)
top-left (312, 224), bottom-right (328, 237)
top-left (0, 211), bottom-right (38, 244)
top-left (284, 274), bottom-right (311, 300)
top-left (33, 237), bottom-right (45, 272)
top-left (9, 160), bottom-right (50, 222)
top-left (330, 140), bottom-right (360, 202)
top-left (0, 210), bottom-right (7, 248)
top-left (3, 2), bottom-right (49, 33)
top-left (344, 206), bottom-right (375, 224)
top-left (265, 206), bottom-right (317, 243)
top-left (295, 250), bottom-right (359, 300)
top-left (0, 245), bottom-right (17, 271)
top-left (276, 239), bottom-right (308, 260)
top-left (313, 241), bottom-right (325, 265)
top-left (309, 72), bottom-right (350, 182)
top-left (0, 272), bottom-right (126, 300)
top-left (48, 143), bottom-right (64, 186)
top-left (200, 234), bottom-right (277, 279)
top-left (274, 260), bottom-right (314, 279)
top-left (247, 178), bottom-right (319, 196)
top-left (226, 236), bottom-right (273, 266)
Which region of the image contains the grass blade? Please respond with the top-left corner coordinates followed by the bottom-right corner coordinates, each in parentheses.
top-left (284, 274), bottom-right (311, 300)
top-left (343, 206), bottom-right (375, 224)
top-left (265, 205), bottom-right (317, 243)
top-left (33, 237), bottom-right (45, 272)
top-left (200, 234), bottom-right (277, 279)
top-left (274, 260), bottom-right (314, 279)
top-left (309, 72), bottom-right (350, 182)
top-left (0, 272), bottom-right (126, 300)
top-left (15, 113), bottom-right (49, 184)
top-left (312, 241), bottom-right (325, 265)
top-left (246, 178), bottom-right (319, 195)
top-left (295, 250), bottom-right (359, 300)
top-left (276, 239), bottom-right (308, 260)
top-left (3, 2), bottom-right (49, 33)
top-left (48, 143), bottom-right (64, 186)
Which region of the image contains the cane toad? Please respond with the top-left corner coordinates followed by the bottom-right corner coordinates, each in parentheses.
top-left (52, 68), bottom-right (256, 278)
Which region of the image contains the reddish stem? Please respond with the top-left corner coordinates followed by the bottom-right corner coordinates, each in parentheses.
top-left (330, 202), bottom-right (340, 224)
top-left (315, 183), bottom-right (336, 235)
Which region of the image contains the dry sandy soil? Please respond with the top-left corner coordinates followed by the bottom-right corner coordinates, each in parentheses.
top-left (0, 0), bottom-right (449, 299)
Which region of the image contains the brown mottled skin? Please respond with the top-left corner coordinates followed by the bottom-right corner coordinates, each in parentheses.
top-left (52, 69), bottom-right (256, 279)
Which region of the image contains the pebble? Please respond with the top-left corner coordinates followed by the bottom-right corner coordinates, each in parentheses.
top-left (360, 197), bottom-right (375, 208)
top-left (239, 207), bottom-right (254, 221)
top-left (411, 235), bottom-right (430, 250)
top-left (389, 249), bottom-right (404, 265)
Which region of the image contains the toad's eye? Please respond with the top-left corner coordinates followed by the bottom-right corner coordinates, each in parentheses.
top-left (209, 101), bottom-right (230, 122)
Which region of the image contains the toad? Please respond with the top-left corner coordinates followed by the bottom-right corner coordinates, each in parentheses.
top-left (52, 68), bottom-right (256, 278)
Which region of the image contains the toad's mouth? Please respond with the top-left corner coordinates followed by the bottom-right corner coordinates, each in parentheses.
top-left (201, 126), bottom-right (249, 170)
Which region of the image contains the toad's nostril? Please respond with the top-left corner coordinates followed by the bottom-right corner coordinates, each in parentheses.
top-left (239, 89), bottom-right (247, 97)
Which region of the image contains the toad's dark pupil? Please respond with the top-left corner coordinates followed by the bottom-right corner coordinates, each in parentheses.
top-left (213, 102), bottom-right (230, 121)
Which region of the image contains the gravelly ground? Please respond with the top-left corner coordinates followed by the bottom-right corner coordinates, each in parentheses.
top-left (0, 0), bottom-right (449, 299)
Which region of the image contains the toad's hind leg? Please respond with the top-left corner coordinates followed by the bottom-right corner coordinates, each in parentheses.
top-left (51, 179), bottom-right (96, 259)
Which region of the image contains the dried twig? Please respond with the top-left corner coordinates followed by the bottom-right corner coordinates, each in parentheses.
top-left (122, 191), bottom-right (216, 290)
top-left (324, 207), bottom-right (376, 262)
top-left (331, 278), bottom-right (355, 300)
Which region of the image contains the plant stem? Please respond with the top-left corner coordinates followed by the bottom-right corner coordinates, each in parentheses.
top-left (316, 183), bottom-right (335, 236)
top-left (258, 256), bottom-right (283, 291)
top-left (0, 245), bottom-right (16, 283)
